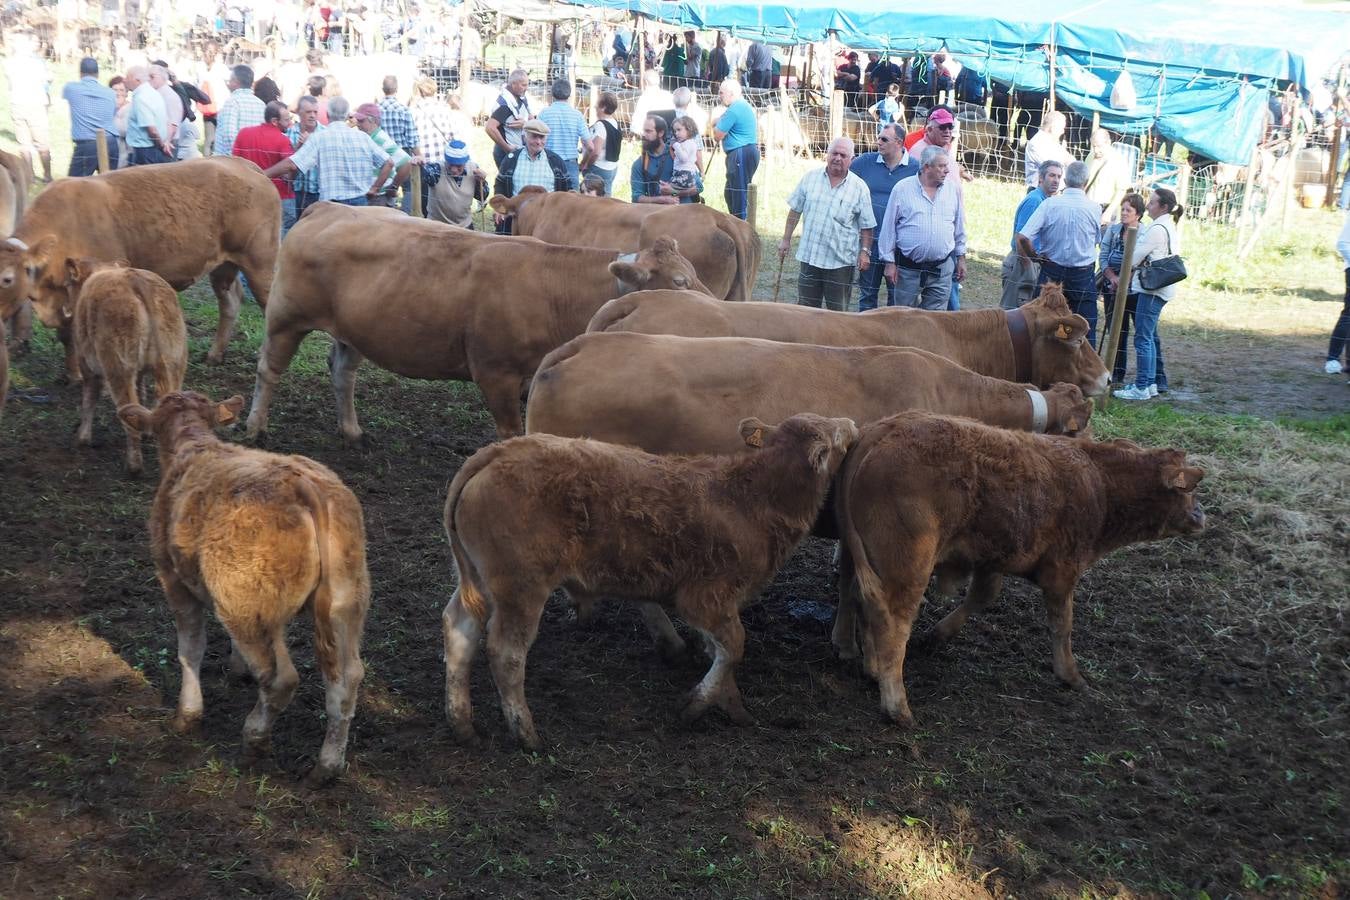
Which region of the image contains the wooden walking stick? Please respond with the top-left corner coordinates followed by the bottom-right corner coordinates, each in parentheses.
top-left (772, 252), bottom-right (786, 302)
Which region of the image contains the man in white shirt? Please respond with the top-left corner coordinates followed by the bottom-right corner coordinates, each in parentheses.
top-left (629, 70), bottom-right (674, 138)
top-left (1024, 110), bottom-right (1074, 188)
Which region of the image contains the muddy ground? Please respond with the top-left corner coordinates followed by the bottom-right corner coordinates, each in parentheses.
top-left (1, 280), bottom-right (1346, 899)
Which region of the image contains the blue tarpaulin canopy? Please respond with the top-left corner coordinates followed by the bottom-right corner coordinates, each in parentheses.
top-left (566, 0), bottom-right (1350, 164)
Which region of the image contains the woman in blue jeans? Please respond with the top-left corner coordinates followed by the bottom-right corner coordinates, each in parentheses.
top-left (1115, 187), bottom-right (1183, 401)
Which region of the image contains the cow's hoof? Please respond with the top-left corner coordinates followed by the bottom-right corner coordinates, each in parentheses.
top-left (205, 350), bottom-right (225, 365)
top-left (449, 722), bottom-right (481, 748)
top-left (1063, 672), bottom-right (1090, 692)
top-left (341, 432), bottom-right (370, 451)
top-left (243, 429), bottom-right (269, 448)
top-left (239, 740), bottom-right (272, 768)
top-left (513, 730), bottom-right (544, 753)
top-left (170, 713), bottom-right (202, 735)
top-left (301, 763), bottom-right (341, 790)
top-left (718, 694), bottom-right (753, 726)
top-left (124, 464), bottom-right (144, 480)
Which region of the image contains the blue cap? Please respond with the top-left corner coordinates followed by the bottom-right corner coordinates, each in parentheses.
top-left (444, 140), bottom-right (470, 166)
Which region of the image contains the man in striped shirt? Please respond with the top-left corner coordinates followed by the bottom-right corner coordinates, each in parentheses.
top-left (877, 146), bottom-right (966, 310)
top-left (1017, 160), bottom-right (1102, 343)
top-left (377, 76), bottom-right (420, 213)
top-left (537, 78), bottom-right (593, 190)
top-left (352, 103), bottom-right (414, 210)
top-left (261, 97), bottom-right (393, 206)
top-left (212, 65), bottom-right (266, 156)
top-left (778, 137), bottom-right (875, 312)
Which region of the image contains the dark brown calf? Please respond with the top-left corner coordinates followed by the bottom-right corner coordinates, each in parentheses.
top-left (836, 412), bottom-right (1206, 725)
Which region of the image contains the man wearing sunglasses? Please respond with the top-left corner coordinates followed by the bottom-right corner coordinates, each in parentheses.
top-left (850, 123), bottom-right (918, 310)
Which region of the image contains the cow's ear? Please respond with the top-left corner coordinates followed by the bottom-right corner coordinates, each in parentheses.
top-left (609, 259), bottom-right (650, 288)
top-left (486, 194), bottom-right (511, 213)
top-left (652, 235), bottom-right (680, 255)
top-left (216, 395), bottom-right (246, 425)
top-left (118, 403), bottom-right (153, 433)
top-left (1049, 315), bottom-right (1088, 344)
top-left (807, 435), bottom-right (832, 473)
top-left (63, 257), bottom-right (81, 286)
top-left (26, 235), bottom-right (56, 278)
top-left (739, 416), bottom-right (769, 448)
top-left (1162, 464), bottom-right (1203, 491)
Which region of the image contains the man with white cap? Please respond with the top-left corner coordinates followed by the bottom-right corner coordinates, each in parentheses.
top-left (492, 118), bottom-right (571, 232)
top-left (428, 140), bottom-right (488, 229)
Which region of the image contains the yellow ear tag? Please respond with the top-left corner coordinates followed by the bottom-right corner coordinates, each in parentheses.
top-left (746, 428), bottom-right (763, 447)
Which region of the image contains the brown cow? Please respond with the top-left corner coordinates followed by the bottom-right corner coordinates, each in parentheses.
top-left (65, 260), bottom-right (188, 474)
top-left (443, 413), bottom-right (858, 749)
top-left (488, 187), bottom-right (761, 301)
top-left (246, 202), bottom-right (709, 443)
top-left (526, 332), bottom-right (1094, 456)
top-left (0, 149), bottom-right (34, 410)
top-left (835, 411), bottom-right (1206, 726)
top-left (588, 284), bottom-right (1111, 397)
top-left (119, 392), bottom-right (371, 786)
top-left (0, 157), bottom-right (279, 392)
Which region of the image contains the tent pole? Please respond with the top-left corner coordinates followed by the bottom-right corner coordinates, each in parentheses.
top-left (827, 31), bottom-right (842, 144)
top-left (806, 42), bottom-right (814, 93)
top-left (1280, 94), bottom-right (1304, 234)
top-left (1326, 66), bottom-right (1346, 208)
top-left (635, 14), bottom-right (645, 88)
top-left (1047, 39), bottom-right (1056, 109)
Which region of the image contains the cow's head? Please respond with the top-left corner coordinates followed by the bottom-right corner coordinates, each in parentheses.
top-left (119, 391), bottom-right (246, 463)
top-left (1148, 448), bottom-right (1206, 537)
top-left (0, 235), bottom-right (61, 324)
top-left (740, 413), bottom-right (859, 476)
top-left (609, 236), bottom-right (710, 295)
top-left (487, 185), bottom-right (549, 233)
top-left (60, 257), bottom-right (129, 319)
top-left (1094, 441), bottom-right (1206, 539)
top-left (1042, 382), bottom-right (1094, 437)
top-left (1023, 285), bottom-right (1110, 397)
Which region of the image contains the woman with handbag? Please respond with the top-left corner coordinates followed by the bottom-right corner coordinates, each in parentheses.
top-left (1115, 187), bottom-right (1185, 400)
top-left (1099, 193), bottom-right (1168, 389)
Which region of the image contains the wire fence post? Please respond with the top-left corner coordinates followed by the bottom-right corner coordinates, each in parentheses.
top-left (95, 128), bottom-right (110, 173)
top-left (1098, 224), bottom-right (1139, 408)
top-left (411, 165), bottom-right (423, 217)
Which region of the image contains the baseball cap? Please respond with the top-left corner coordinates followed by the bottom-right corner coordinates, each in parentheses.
top-left (928, 107), bottom-right (955, 126)
top-left (444, 140), bottom-right (471, 166)
top-left (354, 102), bottom-right (382, 122)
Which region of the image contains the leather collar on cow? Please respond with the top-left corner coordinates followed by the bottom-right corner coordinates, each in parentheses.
top-left (1005, 308), bottom-right (1032, 384)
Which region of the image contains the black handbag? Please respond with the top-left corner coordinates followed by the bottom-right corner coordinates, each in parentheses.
top-left (1136, 225), bottom-right (1187, 291)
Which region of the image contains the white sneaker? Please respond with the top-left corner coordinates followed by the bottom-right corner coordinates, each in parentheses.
top-left (1325, 359), bottom-right (1343, 375)
top-left (1147, 384), bottom-right (1159, 398)
top-left (1114, 385), bottom-right (1153, 401)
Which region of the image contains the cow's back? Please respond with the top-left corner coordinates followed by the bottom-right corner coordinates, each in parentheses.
top-left (20, 157), bottom-right (280, 284)
top-left (519, 192), bottom-right (652, 249)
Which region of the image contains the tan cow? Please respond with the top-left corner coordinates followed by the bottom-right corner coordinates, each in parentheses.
top-left (246, 202), bottom-right (709, 443)
top-left (589, 284), bottom-right (1111, 398)
top-left (527, 332), bottom-right (1094, 456)
top-left (0, 149), bottom-right (34, 402)
top-left (0, 157), bottom-right (279, 393)
top-left (443, 413), bottom-right (858, 749)
top-left (836, 411), bottom-right (1205, 726)
top-left (119, 392), bottom-right (371, 786)
top-left (487, 187), bottom-right (761, 301)
top-left (65, 260), bottom-right (187, 474)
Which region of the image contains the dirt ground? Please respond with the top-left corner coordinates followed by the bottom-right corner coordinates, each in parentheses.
top-left (1, 276), bottom-right (1346, 899)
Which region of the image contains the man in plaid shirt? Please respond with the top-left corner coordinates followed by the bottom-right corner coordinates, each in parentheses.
top-left (285, 95), bottom-right (325, 214)
top-left (778, 137), bottom-right (876, 312)
top-left (261, 97), bottom-right (394, 206)
top-left (213, 64), bottom-right (266, 155)
top-left (378, 75), bottom-right (420, 213)
top-left (410, 76), bottom-right (458, 210)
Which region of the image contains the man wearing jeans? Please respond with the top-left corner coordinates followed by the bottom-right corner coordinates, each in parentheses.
top-left (877, 146), bottom-right (966, 310)
top-left (712, 79), bottom-right (759, 221)
top-left (779, 137), bottom-right (874, 312)
top-left (850, 123), bottom-right (918, 310)
top-left (63, 57), bottom-right (119, 175)
top-left (1016, 160), bottom-right (1102, 344)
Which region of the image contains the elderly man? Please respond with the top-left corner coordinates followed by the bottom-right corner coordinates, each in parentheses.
top-left (1086, 128), bottom-right (1130, 223)
top-left (1024, 110), bottom-right (1074, 188)
top-left (629, 69), bottom-right (675, 139)
top-left (908, 107), bottom-right (961, 182)
top-left (148, 64), bottom-right (180, 154)
top-left (261, 97), bottom-right (394, 206)
top-left (485, 68), bottom-right (532, 167)
top-left (1017, 160), bottom-right (1102, 342)
top-left (779, 137), bottom-right (875, 312)
top-left (233, 101), bottom-right (297, 233)
top-left (352, 103), bottom-right (413, 209)
top-left (1000, 159), bottom-right (1063, 309)
top-left (538, 79), bottom-right (593, 190)
top-left (286, 94), bottom-right (325, 214)
top-left (428, 140), bottom-right (488, 229)
top-left (878, 146), bottom-right (966, 310)
top-left (712, 78), bottom-right (760, 221)
top-left (213, 65), bottom-right (266, 156)
top-left (850, 123), bottom-right (918, 311)
top-left (124, 65), bottom-right (173, 165)
top-left (63, 57), bottom-right (119, 175)
top-left (672, 86), bottom-right (708, 134)
top-left (493, 119), bottom-right (571, 231)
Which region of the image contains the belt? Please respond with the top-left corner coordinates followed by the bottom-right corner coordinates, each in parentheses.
top-left (893, 249), bottom-right (946, 272)
top-left (1042, 259), bottom-right (1094, 271)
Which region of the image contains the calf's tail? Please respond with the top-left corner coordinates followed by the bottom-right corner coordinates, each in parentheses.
top-left (296, 477), bottom-right (341, 683)
top-left (444, 446), bottom-right (512, 623)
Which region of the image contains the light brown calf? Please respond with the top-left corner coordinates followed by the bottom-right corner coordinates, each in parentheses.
top-left (65, 261), bottom-right (187, 474)
top-left (836, 412), bottom-right (1206, 725)
top-left (119, 392), bottom-right (371, 786)
top-left (443, 413), bottom-right (858, 749)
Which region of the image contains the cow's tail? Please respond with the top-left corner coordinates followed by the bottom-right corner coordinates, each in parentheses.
top-left (444, 446), bottom-right (512, 624)
top-left (834, 436), bottom-right (887, 620)
top-left (0, 315), bottom-right (8, 424)
top-left (586, 295), bottom-right (638, 333)
top-left (523, 335), bottom-right (585, 427)
top-left (723, 217), bottom-right (762, 301)
top-left (296, 477), bottom-right (342, 683)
